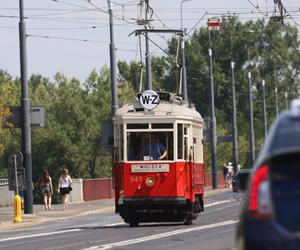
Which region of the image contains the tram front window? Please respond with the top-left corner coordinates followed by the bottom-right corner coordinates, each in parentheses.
top-left (127, 132), bottom-right (173, 161)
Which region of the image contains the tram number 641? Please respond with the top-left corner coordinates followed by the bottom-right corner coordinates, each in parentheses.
top-left (139, 90), bottom-right (160, 110)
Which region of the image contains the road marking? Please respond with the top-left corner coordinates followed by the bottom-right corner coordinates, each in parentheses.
top-left (0, 229), bottom-right (82, 243)
top-left (82, 220), bottom-right (238, 250)
top-left (103, 222), bottom-right (125, 227)
top-left (205, 199), bottom-right (234, 207)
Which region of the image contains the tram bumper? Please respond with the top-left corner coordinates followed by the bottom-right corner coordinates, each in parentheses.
top-left (118, 197), bottom-right (193, 223)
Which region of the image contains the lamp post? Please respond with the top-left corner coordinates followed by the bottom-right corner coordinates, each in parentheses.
top-left (19, 0), bottom-right (33, 214)
top-left (274, 69), bottom-right (279, 117)
top-left (208, 28), bottom-right (218, 189)
top-left (180, 0), bottom-right (191, 103)
top-left (107, 0), bottom-right (119, 116)
top-left (275, 85), bottom-right (279, 116)
top-left (285, 92), bottom-right (288, 109)
top-left (231, 61), bottom-right (238, 175)
top-left (262, 80), bottom-right (267, 139)
top-left (248, 72), bottom-right (255, 166)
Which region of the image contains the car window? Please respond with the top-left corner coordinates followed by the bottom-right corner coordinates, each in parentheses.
top-left (271, 154), bottom-right (300, 232)
top-left (271, 118), bottom-right (300, 153)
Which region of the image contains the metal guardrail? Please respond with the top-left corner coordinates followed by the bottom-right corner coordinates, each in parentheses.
top-left (0, 179), bottom-right (8, 186)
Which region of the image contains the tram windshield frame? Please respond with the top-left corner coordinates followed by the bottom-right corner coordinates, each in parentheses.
top-left (126, 123), bottom-right (174, 162)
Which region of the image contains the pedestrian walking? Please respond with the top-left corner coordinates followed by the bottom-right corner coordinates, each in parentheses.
top-left (226, 162), bottom-right (234, 189)
top-left (57, 167), bottom-right (72, 210)
top-left (40, 169), bottom-right (53, 211)
top-left (222, 163), bottom-right (228, 186)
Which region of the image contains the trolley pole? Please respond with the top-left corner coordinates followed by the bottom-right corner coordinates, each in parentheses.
top-left (107, 0), bottom-right (119, 116)
top-left (248, 72), bottom-right (255, 167)
top-left (181, 35), bottom-right (188, 103)
top-left (231, 61), bottom-right (238, 175)
top-left (145, 0), bottom-right (152, 90)
top-left (208, 30), bottom-right (218, 189)
top-left (19, 0), bottom-right (33, 214)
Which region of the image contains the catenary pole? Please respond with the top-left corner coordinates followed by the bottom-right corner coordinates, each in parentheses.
top-left (19, 0), bottom-right (33, 214)
top-left (107, 0), bottom-right (119, 116)
top-left (180, 0), bottom-right (190, 103)
top-left (208, 30), bottom-right (218, 189)
top-left (275, 68), bottom-right (279, 117)
top-left (248, 72), bottom-right (255, 166)
top-left (231, 61), bottom-right (238, 175)
top-left (262, 80), bottom-right (267, 139)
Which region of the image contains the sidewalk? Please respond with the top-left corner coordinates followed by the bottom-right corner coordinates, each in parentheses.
top-left (0, 188), bottom-right (228, 231)
top-left (0, 199), bottom-right (115, 231)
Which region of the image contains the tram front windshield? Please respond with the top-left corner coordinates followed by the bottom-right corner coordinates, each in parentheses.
top-left (127, 132), bottom-right (173, 161)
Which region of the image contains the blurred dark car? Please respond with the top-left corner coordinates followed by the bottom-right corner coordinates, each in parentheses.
top-left (232, 169), bottom-right (252, 192)
top-left (236, 100), bottom-right (300, 250)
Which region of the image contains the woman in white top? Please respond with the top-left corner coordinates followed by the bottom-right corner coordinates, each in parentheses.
top-left (57, 168), bottom-right (72, 210)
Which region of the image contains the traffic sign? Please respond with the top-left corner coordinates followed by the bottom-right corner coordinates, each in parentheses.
top-left (8, 152), bottom-right (23, 168)
top-left (139, 90), bottom-right (160, 110)
top-left (6, 106), bottom-right (45, 128)
top-left (207, 17), bottom-right (222, 30)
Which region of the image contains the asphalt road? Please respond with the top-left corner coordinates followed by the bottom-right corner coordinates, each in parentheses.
top-left (0, 191), bottom-right (244, 250)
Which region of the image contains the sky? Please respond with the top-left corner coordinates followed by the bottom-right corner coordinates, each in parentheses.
top-left (0, 0), bottom-right (299, 82)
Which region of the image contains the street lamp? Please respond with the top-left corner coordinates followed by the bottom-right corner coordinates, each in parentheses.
top-left (274, 69), bottom-right (279, 117)
top-left (275, 84), bottom-right (279, 116)
top-left (180, 0), bottom-right (191, 103)
top-left (231, 61), bottom-right (238, 175)
top-left (248, 72), bottom-right (255, 166)
top-left (262, 80), bottom-right (268, 139)
top-left (207, 27), bottom-right (218, 189)
top-left (180, 0), bottom-right (191, 32)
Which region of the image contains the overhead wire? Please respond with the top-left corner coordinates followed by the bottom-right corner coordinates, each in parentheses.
top-left (49, 0), bottom-right (91, 10)
top-left (26, 33), bottom-right (138, 47)
top-left (247, 0), bottom-right (268, 17)
top-left (187, 13), bottom-right (207, 35)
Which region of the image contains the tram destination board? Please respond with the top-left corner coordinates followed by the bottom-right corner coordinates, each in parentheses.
top-left (131, 164), bottom-right (169, 173)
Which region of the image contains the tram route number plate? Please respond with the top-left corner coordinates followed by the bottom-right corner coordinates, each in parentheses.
top-left (131, 164), bottom-right (169, 173)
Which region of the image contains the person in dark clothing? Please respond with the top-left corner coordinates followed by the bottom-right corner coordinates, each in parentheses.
top-left (223, 163), bottom-right (228, 186)
top-left (40, 169), bottom-right (53, 211)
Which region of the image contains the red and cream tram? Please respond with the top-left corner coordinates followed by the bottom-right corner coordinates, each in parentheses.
top-left (113, 91), bottom-right (205, 226)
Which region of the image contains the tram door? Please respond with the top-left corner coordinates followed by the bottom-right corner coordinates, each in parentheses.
top-left (177, 123), bottom-right (191, 161)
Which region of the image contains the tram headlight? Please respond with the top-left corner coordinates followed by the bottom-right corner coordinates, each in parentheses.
top-left (145, 176), bottom-right (155, 187)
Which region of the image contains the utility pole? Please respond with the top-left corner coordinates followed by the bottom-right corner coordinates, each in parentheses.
top-left (248, 72), bottom-right (255, 166)
top-left (19, 0), bottom-right (33, 214)
top-left (144, 0), bottom-right (152, 90)
top-left (107, 0), bottom-right (119, 116)
top-left (285, 92), bottom-right (288, 109)
top-left (275, 84), bottom-right (279, 116)
top-left (231, 61), bottom-right (238, 175)
top-left (274, 68), bottom-right (279, 116)
top-left (262, 80), bottom-right (267, 139)
top-left (180, 0), bottom-right (190, 103)
top-left (208, 30), bottom-right (218, 189)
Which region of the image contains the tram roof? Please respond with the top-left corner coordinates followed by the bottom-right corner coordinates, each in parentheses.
top-left (114, 101), bottom-right (202, 123)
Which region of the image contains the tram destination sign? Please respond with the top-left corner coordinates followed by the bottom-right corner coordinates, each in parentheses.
top-left (139, 90), bottom-right (160, 110)
top-left (131, 164), bottom-right (169, 173)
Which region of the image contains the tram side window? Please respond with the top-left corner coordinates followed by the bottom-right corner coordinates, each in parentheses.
top-left (178, 124), bottom-right (183, 159)
top-left (120, 125), bottom-right (124, 161)
top-left (127, 132), bottom-right (173, 161)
